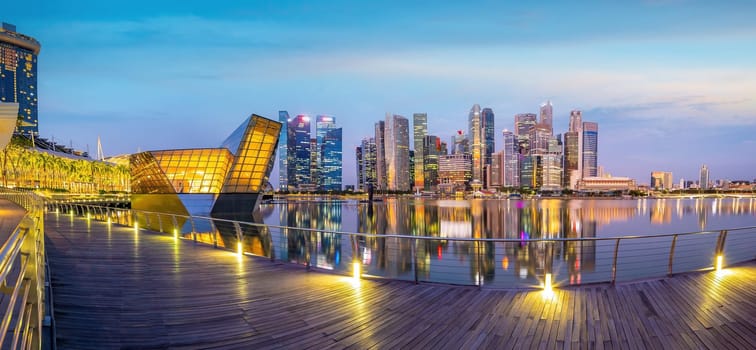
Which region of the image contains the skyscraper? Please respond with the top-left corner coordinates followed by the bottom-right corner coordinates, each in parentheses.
top-left (482, 108), bottom-right (495, 179)
top-left (502, 130), bottom-right (520, 187)
top-left (651, 171), bottom-right (673, 190)
top-left (374, 121), bottom-right (387, 190)
top-left (422, 135), bottom-right (441, 190)
top-left (582, 122), bottom-right (599, 178)
top-left (320, 126), bottom-right (342, 191)
top-left (514, 113), bottom-right (537, 154)
top-left (540, 100), bottom-right (553, 134)
top-left (0, 23), bottom-right (40, 136)
top-left (413, 113), bottom-right (427, 190)
top-left (357, 137), bottom-right (377, 191)
top-left (278, 111), bottom-right (290, 191)
top-left (700, 164), bottom-right (710, 190)
top-left (385, 114), bottom-right (410, 191)
top-left (355, 145), bottom-right (363, 191)
top-left (564, 110), bottom-right (583, 188)
top-left (287, 115), bottom-right (311, 189)
top-left (469, 104), bottom-right (483, 183)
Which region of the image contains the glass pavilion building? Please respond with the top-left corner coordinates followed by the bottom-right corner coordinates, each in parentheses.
top-left (130, 114), bottom-right (281, 229)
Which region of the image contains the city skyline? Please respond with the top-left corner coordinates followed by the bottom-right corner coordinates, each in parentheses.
top-left (3, 1), bottom-right (756, 186)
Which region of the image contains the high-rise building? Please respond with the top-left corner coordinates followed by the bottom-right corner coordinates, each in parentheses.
top-left (564, 110), bottom-right (584, 189)
top-left (482, 108), bottom-right (495, 168)
top-left (423, 135), bottom-right (441, 190)
top-left (315, 115), bottom-right (342, 191)
top-left (374, 121), bottom-right (387, 190)
top-left (385, 114), bottom-right (410, 191)
top-left (542, 138), bottom-right (563, 190)
top-left (700, 164), bottom-right (710, 190)
top-left (490, 151), bottom-right (504, 188)
top-left (540, 100), bottom-right (553, 134)
top-left (0, 23), bottom-right (40, 136)
top-left (438, 153), bottom-right (472, 188)
top-left (320, 126), bottom-right (342, 191)
top-left (514, 113), bottom-right (537, 155)
top-left (469, 104), bottom-right (483, 183)
top-left (582, 122), bottom-right (598, 178)
top-left (451, 130), bottom-right (469, 155)
top-left (357, 137), bottom-right (377, 191)
top-left (413, 113), bottom-right (427, 190)
top-left (502, 130), bottom-right (520, 187)
top-left (278, 111), bottom-right (290, 190)
top-left (355, 145), bottom-right (363, 191)
top-left (650, 171), bottom-right (673, 190)
top-left (287, 115), bottom-right (311, 189)
top-left (309, 138), bottom-right (319, 189)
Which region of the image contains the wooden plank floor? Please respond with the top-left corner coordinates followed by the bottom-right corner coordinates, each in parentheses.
top-left (46, 213), bottom-right (756, 349)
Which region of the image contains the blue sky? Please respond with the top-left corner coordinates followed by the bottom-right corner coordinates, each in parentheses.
top-left (5, 0), bottom-right (756, 186)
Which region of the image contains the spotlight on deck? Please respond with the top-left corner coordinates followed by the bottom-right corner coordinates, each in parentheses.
top-left (543, 273), bottom-right (554, 298)
top-left (237, 242), bottom-right (243, 256)
top-left (715, 254), bottom-right (724, 272)
top-left (353, 261), bottom-right (361, 281)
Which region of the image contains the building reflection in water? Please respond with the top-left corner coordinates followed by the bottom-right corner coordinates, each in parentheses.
top-left (257, 197), bottom-right (756, 287)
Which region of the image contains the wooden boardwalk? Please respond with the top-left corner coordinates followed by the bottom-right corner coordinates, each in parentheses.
top-left (46, 213), bottom-right (756, 349)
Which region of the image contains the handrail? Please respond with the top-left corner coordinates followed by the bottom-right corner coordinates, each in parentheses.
top-left (0, 189), bottom-right (46, 349)
top-left (47, 201), bottom-right (756, 288)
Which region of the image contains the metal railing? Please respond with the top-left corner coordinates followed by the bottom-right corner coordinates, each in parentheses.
top-left (46, 202), bottom-right (756, 289)
top-left (0, 190), bottom-right (46, 349)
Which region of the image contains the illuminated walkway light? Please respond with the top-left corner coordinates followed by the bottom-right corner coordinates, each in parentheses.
top-left (353, 262), bottom-right (361, 280)
top-left (237, 242), bottom-right (243, 256)
top-left (715, 254), bottom-right (724, 271)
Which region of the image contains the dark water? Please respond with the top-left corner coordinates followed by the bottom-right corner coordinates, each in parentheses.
top-left (241, 197), bottom-right (756, 288)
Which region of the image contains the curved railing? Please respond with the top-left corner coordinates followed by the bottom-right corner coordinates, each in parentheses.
top-left (0, 190), bottom-right (46, 349)
top-left (46, 202), bottom-right (756, 289)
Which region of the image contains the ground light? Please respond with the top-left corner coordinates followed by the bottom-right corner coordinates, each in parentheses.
top-left (353, 261), bottom-right (361, 280)
top-left (134, 222), bottom-right (139, 232)
top-left (173, 228), bottom-right (178, 240)
top-left (715, 254), bottom-right (724, 271)
top-left (237, 242), bottom-right (243, 256)
top-left (542, 273), bottom-right (554, 298)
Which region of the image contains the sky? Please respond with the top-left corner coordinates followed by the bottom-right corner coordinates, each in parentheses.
top-left (5, 0), bottom-right (756, 186)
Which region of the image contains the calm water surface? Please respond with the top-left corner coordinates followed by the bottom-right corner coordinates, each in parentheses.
top-left (249, 197), bottom-right (756, 288)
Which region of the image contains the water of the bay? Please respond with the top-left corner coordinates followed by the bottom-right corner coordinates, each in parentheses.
top-left (251, 197), bottom-right (756, 288)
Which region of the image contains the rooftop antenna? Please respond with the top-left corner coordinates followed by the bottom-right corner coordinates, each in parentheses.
top-left (96, 136), bottom-right (105, 161)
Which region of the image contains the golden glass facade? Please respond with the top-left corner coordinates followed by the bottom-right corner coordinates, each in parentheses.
top-left (153, 149), bottom-right (234, 194)
top-left (222, 116), bottom-right (281, 193)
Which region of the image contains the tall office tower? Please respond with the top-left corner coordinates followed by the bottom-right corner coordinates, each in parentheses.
top-left (540, 100), bottom-right (553, 134)
top-left (502, 130), bottom-right (520, 187)
top-left (374, 121), bottom-right (387, 190)
top-left (315, 115), bottom-right (342, 190)
top-left (529, 123), bottom-right (552, 155)
top-left (422, 135), bottom-right (441, 190)
top-left (514, 113), bottom-right (537, 155)
top-left (277, 111), bottom-right (289, 190)
top-left (287, 115), bottom-right (311, 189)
top-left (481, 107), bottom-right (495, 167)
top-left (564, 110), bottom-right (584, 188)
top-left (384, 114), bottom-right (410, 191)
top-left (700, 164), bottom-right (710, 190)
top-left (469, 104), bottom-right (483, 182)
top-left (0, 23), bottom-right (40, 136)
top-left (409, 150), bottom-right (415, 188)
top-left (541, 138), bottom-right (563, 190)
top-left (438, 154), bottom-right (472, 188)
top-left (451, 130), bottom-right (469, 155)
top-left (413, 113), bottom-right (428, 190)
top-left (651, 171), bottom-right (673, 190)
top-left (438, 140), bottom-right (448, 155)
top-left (309, 138), bottom-right (319, 187)
top-left (358, 137), bottom-right (377, 191)
top-left (489, 151), bottom-right (504, 187)
top-left (355, 146), bottom-right (364, 191)
top-left (581, 122), bottom-right (598, 178)
top-left (520, 155), bottom-right (541, 188)
top-left (320, 127), bottom-right (343, 191)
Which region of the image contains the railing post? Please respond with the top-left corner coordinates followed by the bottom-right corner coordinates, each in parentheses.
top-left (209, 219), bottom-right (217, 248)
top-left (190, 217), bottom-right (197, 243)
top-left (411, 238), bottom-right (418, 284)
top-left (477, 238), bottom-right (483, 289)
top-left (233, 222), bottom-right (243, 254)
top-left (305, 230), bottom-right (311, 271)
top-left (611, 238), bottom-right (621, 285)
top-left (171, 215), bottom-right (179, 237)
top-left (157, 213), bottom-right (163, 233)
top-left (668, 234), bottom-right (678, 277)
top-left (715, 230), bottom-right (728, 255)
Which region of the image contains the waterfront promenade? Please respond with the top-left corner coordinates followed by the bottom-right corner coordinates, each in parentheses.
top-left (44, 211), bottom-right (756, 349)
